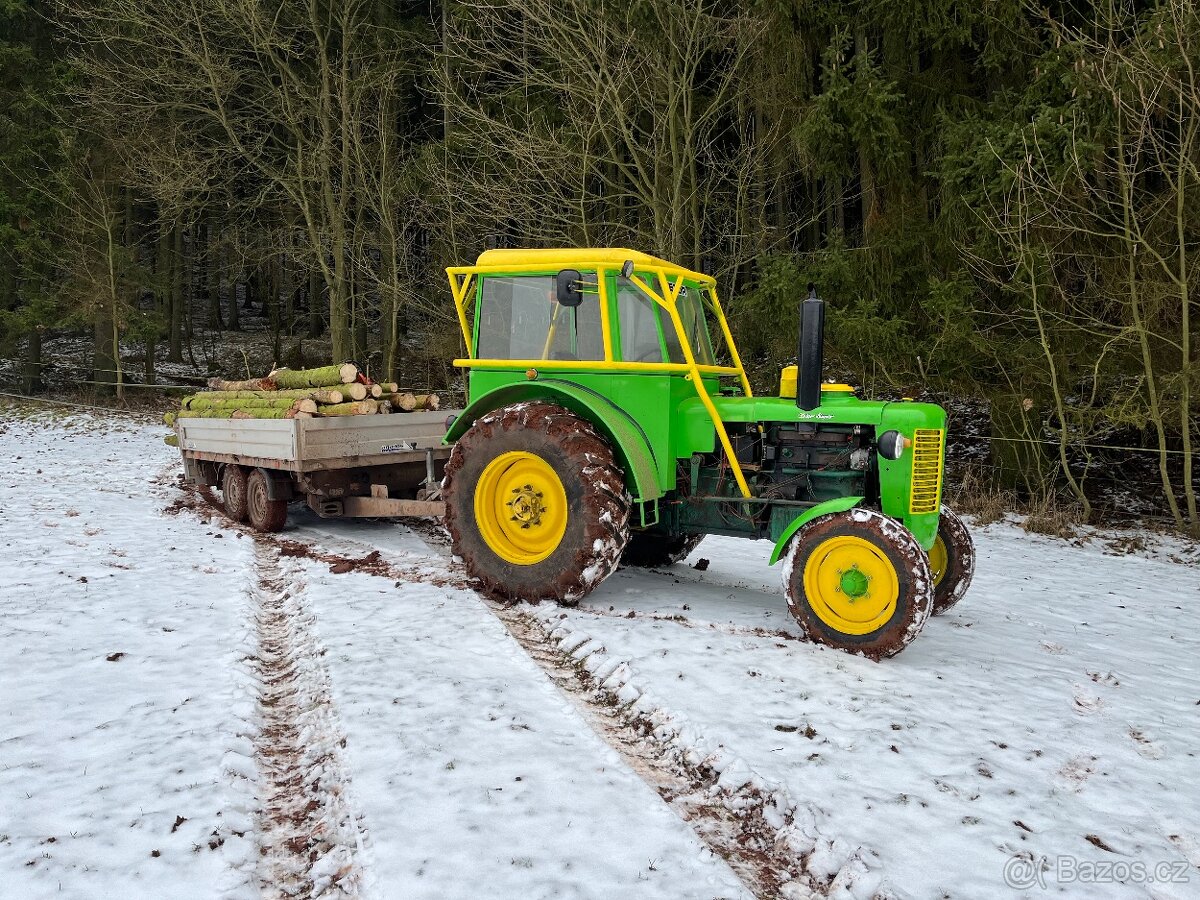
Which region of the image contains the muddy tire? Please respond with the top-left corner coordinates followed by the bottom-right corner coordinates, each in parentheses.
top-left (622, 532), bottom-right (704, 568)
top-left (221, 464), bottom-right (249, 523)
top-left (246, 468), bottom-right (287, 533)
top-left (443, 402), bottom-right (631, 605)
top-left (782, 508), bottom-right (933, 659)
top-left (930, 504), bottom-right (975, 615)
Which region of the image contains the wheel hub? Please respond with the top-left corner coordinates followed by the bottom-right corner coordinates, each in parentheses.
top-left (839, 566), bottom-right (870, 599)
top-left (507, 484), bottom-right (547, 528)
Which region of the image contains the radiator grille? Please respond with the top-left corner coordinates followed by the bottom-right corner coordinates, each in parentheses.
top-left (909, 429), bottom-right (945, 515)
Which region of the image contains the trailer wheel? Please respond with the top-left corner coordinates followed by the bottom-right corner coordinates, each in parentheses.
top-left (246, 469), bottom-right (287, 533)
top-left (929, 505), bottom-right (975, 615)
top-left (443, 402), bottom-right (631, 605)
top-left (782, 508), bottom-right (933, 659)
top-left (221, 465), bottom-right (249, 523)
top-left (622, 532), bottom-right (704, 568)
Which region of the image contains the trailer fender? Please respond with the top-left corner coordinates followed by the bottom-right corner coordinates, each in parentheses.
top-left (445, 380), bottom-right (662, 501)
top-left (255, 467), bottom-right (294, 502)
top-left (768, 496), bottom-right (865, 564)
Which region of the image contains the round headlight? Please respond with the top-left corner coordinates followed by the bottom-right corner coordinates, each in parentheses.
top-left (877, 430), bottom-right (907, 460)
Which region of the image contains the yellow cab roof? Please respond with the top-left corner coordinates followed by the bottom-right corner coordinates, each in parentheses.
top-left (473, 247), bottom-right (711, 283)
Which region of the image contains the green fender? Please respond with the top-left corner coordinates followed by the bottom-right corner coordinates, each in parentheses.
top-left (768, 496), bottom-right (864, 565)
top-left (444, 379), bottom-right (662, 502)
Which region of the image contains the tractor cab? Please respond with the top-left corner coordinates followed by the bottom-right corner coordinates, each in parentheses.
top-left (446, 249), bottom-right (752, 503)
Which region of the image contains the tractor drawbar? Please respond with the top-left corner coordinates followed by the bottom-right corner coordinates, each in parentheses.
top-left (797, 283), bottom-right (825, 411)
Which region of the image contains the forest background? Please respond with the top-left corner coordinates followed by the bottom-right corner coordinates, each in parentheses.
top-left (0, 0), bottom-right (1196, 534)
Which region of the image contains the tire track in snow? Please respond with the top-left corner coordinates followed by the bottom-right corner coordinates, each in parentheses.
top-left (488, 602), bottom-right (839, 900)
top-left (247, 540), bottom-right (366, 899)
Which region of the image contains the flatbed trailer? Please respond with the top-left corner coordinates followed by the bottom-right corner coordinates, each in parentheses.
top-left (176, 411), bottom-right (458, 531)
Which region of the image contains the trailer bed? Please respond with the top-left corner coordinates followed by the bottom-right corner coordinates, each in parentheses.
top-left (177, 411), bottom-right (454, 472)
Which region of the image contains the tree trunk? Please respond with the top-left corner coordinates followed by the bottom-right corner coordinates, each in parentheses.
top-left (308, 268), bottom-right (323, 339)
top-left (23, 327), bottom-right (43, 394)
top-left (93, 307), bottom-right (117, 395)
top-left (168, 225), bottom-right (184, 363)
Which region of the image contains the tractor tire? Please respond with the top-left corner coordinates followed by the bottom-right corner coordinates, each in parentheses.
top-left (221, 464), bottom-right (249, 523)
top-left (782, 508), bottom-right (933, 660)
top-left (443, 402), bottom-right (631, 606)
top-left (622, 531), bottom-right (704, 568)
top-left (929, 504), bottom-right (975, 615)
top-left (246, 468), bottom-right (287, 533)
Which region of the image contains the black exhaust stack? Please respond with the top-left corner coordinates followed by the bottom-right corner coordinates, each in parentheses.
top-left (797, 282), bottom-right (825, 411)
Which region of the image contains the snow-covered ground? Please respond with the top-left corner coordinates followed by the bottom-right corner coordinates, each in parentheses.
top-left (1, 403), bottom-right (1197, 898)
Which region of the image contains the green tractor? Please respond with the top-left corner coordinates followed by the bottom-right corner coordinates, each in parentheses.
top-left (441, 248), bottom-right (974, 658)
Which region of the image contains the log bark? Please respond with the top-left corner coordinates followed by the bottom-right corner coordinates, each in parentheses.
top-left (314, 400), bottom-right (378, 416)
top-left (413, 393), bottom-right (441, 411)
top-left (269, 363), bottom-right (359, 388)
top-left (196, 388), bottom-right (343, 404)
top-left (182, 396), bottom-right (308, 411)
top-left (207, 377), bottom-right (278, 391)
top-left (181, 407), bottom-right (302, 419)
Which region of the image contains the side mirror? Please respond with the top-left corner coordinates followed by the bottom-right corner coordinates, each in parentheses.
top-left (555, 269), bottom-right (583, 307)
top-left (620, 259), bottom-right (635, 279)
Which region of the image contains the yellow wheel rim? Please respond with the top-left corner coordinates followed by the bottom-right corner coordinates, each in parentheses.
top-left (474, 451), bottom-right (568, 565)
top-left (802, 535), bottom-right (900, 636)
top-left (928, 534), bottom-right (948, 587)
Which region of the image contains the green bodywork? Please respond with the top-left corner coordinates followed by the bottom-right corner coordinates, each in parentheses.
top-left (445, 262), bottom-right (948, 559)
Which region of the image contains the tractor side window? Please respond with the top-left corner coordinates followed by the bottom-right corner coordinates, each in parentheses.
top-left (662, 280), bottom-right (715, 366)
top-left (677, 285), bottom-right (716, 365)
top-left (476, 275), bottom-right (603, 361)
top-left (617, 282), bottom-right (665, 363)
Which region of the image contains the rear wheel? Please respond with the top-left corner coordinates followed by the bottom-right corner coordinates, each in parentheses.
top-left (221, 465), bottom-right (249, 523)
top-left (782, 508), bottom-right (933, 659)
top-left (622, 532), bottom-right (704, 568)
top-left (929, 505), bottom-right (975, 615)
top-left (246, 469), bottom-right (287, 533)
top-left (443, 402), bottom-right (631, 605)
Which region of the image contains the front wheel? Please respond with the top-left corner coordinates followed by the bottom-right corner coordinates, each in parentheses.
top-left (782, 508), bottom-right (933, 659)
top-left (929, 505), bottom-right (975, 615)
top-left (443, 402), bottom-right (631, 605)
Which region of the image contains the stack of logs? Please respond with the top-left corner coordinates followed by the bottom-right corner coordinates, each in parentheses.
top-left (165, 363), bottom-right (440, 428)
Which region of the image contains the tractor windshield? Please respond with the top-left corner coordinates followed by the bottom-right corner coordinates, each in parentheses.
top-left (476, 275), bottom-right (604, 361)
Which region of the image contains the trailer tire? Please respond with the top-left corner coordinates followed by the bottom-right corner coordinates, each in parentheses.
top-left (221, 465), bottom-right (249, 523)
top-left (622, 532), bottom-right (704, 568)
top-left (443, 402), bottom-right (631, 606)
top-left (246, 469), bottom-right (287, 533)
top-left (782, 508), bottom-right (933, 659)
top-left (929, 505), bottom-right (975, 615)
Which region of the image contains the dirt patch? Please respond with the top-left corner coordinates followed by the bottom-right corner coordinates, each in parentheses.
top-left (166, 481), bottom-right (467, 590)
